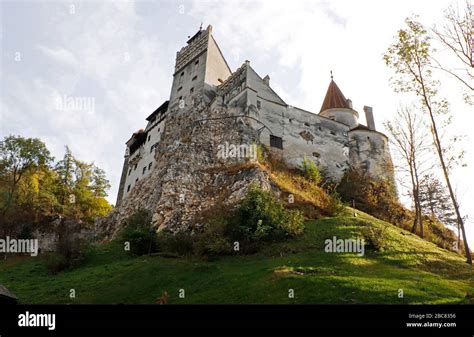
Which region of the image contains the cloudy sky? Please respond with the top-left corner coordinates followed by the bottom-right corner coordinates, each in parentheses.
top-left (1, 0), bottom-right (472, 241)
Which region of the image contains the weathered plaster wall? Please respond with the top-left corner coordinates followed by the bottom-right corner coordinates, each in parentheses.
top-left (348, 129), bottom-right (393, 178)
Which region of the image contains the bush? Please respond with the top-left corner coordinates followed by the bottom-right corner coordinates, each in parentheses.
top-left (299, 157), bottom-right (321, 184)
top-left (119, 209), bottom-right (155, 256)
top-left (363, 223), bottom-right (388, 252)
top-left (153, 187), bottom-right (304, 257)
top-left (155, 221), bottom-right (233, 258)
top-left (337, 169), bottom-right (409, 227)
top-left (327, 192), bottom-right (346, 216)
top-left (45, 222), bottom-right (88, 273)
top-left (155, 230), bottom-right (194, 256)
top-left (231, 185), bottom-right (305, 245)
top-left (44, 252), bottom-right (68, 274)
top-left (192, 219), bottom-right (233, 257)
top-left (256, 144), bottom-right (265, 163)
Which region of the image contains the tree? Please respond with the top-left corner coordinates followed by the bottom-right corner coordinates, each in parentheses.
top-left (0, 135), bottom-right (113, 236)
top-left (432, 1), bottom-right (473, 102)
top-left (0, 135), bottom-right (53, 216)
top-left (55, 146), bottom-right (75, 205)
top-left (384, 105), bottom-right (430, 237)
top-left (419, 173), bottom-right (457, 223)
top-left (384, 17), bottom-right (472, 264)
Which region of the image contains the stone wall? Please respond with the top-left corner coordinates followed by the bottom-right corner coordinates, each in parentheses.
top-left (99, 89), bottom-right (274, 239)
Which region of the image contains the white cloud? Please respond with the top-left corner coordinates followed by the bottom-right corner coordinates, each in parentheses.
top-left (37, 45), bottom-right (78, 68)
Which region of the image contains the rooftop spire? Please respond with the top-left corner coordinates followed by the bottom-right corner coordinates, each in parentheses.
top-left (320, 78), bottom-right (350, 113)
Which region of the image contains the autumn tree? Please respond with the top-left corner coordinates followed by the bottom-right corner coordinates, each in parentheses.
top-left (0, 135), bottom-right (112, 234)
top-left (384, 17), bottom-right (472, 264)
top-left (55, 147), bottom-right (112, 222)
top-left (0, 136), bottom-right (53, 219)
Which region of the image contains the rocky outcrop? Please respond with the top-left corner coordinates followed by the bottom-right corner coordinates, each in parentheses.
top-left (98, 91), bottom-right (273, 240)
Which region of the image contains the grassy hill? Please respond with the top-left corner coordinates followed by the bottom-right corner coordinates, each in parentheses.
top-left (1, 208), bottom-right (473, 304)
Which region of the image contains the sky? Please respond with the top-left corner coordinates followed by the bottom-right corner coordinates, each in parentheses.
top-left (0, 0), bottom-right (472, 241)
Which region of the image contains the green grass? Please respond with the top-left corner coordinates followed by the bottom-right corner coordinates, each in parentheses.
top-left (1, 209), bottom-right (473, 304)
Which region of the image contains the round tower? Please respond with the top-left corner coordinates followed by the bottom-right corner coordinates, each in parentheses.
top-left (318, 78), bottom-right (358, 128)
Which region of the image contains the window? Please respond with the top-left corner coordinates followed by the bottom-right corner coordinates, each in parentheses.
top-left (194, 59), bottom-right (199, 71)
top-left (304, 122), bottom-right (310, 127)
top-left (148, 135), bottom-right (151, 142)
top-left (179, 72), bottom-right (184, 84)
top-left (143, 167), bottom-right (146, 175)
top-left (270, 135), bottom-right (283, 149)
top-left (148, 162), bottom-right (152, 170)
top-left (135, 178), bottom-right (138, 183)
top-left (128, 168), bottom-right (131, 176)
top-left (190, 87), bottom-right (194, 94)
top-left (134, 164), bottom-right (137, 171)
top-left (177, 86), bottom-right (182, 92)
top-left (127, 185), bottom-right (131, 192)
top-left (151, 142), bottom-right (159, 153)
top-left (192, 75), bottom-right (197, 81)
top-left (330, 131), bottom-right (336, 136)
top-left (257, 100), bottom-right (261, 109)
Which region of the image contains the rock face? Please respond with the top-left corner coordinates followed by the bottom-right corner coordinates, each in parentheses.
top-left (98, 92), bottom-right (273, 240)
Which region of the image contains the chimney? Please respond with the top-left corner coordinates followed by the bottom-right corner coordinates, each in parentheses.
top-left (263, 75), bottom-right (270, 86)
top-left (364, 106), bottom-right (376, 131)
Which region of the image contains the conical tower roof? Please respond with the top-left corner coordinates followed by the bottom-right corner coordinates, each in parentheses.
top-left (320, 79), bottom-right (350, 113)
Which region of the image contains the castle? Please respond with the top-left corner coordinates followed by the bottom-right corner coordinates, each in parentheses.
top-left (116, 25), bottom-right (393, 206)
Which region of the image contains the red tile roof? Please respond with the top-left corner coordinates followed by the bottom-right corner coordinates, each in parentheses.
top-left (320, 80), bottom-right (350, 113)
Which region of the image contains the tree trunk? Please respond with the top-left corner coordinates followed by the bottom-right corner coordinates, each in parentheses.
top-left (426, 106), bottom-right (472, 264)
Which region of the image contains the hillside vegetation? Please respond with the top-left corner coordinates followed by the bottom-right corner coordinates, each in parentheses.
top-left (0, 208), bottom-right (473, 304)
top-left (1, 147), bottom-right (472, 304)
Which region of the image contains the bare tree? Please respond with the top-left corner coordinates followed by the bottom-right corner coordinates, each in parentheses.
top-left (432, 1), bottom-right (473, 102)
top-left (384, 105), bottom-right (431, 237)
top-left (384, 18), bottom-right (472, 264)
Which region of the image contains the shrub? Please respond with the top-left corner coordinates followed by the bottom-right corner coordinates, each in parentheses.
top-left (337, 169), bottom-right (410, 227)
top-left (231, 185), bottom-right (305, 245)
top-left (155, 230), bottom-right (194, 256)
top-left (192, 219), bottom-right (233, 257)
top-left (44, 252), bottom-right (68, 274)
top-left (45, 222), bottom-right (88, 273)
top-left (327, 192), bottom-right (346, 216)
top-left (256, 143), bottom-right (265, 163)
top-left (119, 209), bottom-right (155, 256)
top-left (299, 157), bottom-right (321, 184)
top-left (362, 223), bottom-right (388, 252)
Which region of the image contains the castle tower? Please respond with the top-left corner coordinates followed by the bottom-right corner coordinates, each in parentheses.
top-left (168, 25), bottom-right (232, 108)
top-left (318, 78), bottom-right (358, 128)
top-left (116, 26), bottom-right (233, 206)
